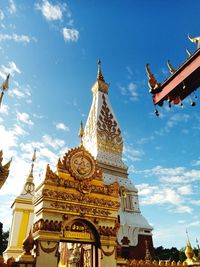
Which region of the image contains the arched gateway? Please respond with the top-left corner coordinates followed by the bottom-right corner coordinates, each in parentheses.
top-left (33, 144), bottom-right (120, 267)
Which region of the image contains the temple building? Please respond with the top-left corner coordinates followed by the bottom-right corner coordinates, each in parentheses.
top-left (3, 62), bottom-right (153, 267)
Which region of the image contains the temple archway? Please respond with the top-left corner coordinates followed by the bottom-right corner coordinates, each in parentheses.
top-left (58, 218), bottom-right (101, 267)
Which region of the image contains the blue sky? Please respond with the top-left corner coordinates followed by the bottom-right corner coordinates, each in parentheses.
top-left (0, 0), bottom-right (200, 249)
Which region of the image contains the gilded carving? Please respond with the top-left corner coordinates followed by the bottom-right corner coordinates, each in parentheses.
top-left (33, 219), bottom-right (62, 233)
top-left (42, 189), bottom-right (120, 208)
top-left (97, 94), bottom-right (123, 156)
top-left (84, 94), bottom-right (97, 144)
top-left (99, 223), bottom-right (119, 237)
top-left (43, 166), bottom-right (119, 198)
top-left (51, 202), bottom-right (111, 216)
top-left (62, 146), bottom-right (102, 181)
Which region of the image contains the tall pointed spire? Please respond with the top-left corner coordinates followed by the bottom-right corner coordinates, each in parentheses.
top-left (83, 61), bottom-right (126, 170)
top-left (21, 149), bottom-right (36, 196)
top-left (97, 60), bottom-right (105, 82)
top-left (91, 60), bottom-right (109, 94)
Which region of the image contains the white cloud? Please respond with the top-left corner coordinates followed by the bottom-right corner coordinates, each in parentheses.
top-left (118, 82), bottom-right (139, 102)
top-left (177, 185), bottom-right (192, 195)
top-left (191, 200), bottom-right (200, 206)
top-left (63, 27), bottom-right (79, 42)
top-left (16, 112), bottom-right (34, 126)
top-left (137, 182), bottom-right (193, 214)
top-left (123, 145), bottom-right (144, 161)
top-left (36, 0), bottom-right (63, 21)
top-left (127, 82), bottom-right (139, 101)
top-left (8, 84), bottom-right (32, 99)
top-left (0, 104), bottom-right (9, 115)
top-left (0, 124), bottom-right (26, 156)
top-left (56, 122), bottom-right (69, 131)
top-left (42, 134), bottom-right (65, 150)
top-left (0, 10), bottom-right (5, 20)
top-left (0, 33), bottom-right (35, 44)
top-left (0, 61), bottom-right (21, 80)
top-left (191, 158), bottom-right (200, 166)
top-left (8, 0), bottom-right (16, 14)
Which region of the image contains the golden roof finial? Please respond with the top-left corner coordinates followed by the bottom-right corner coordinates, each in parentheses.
top-left (167, 60), bottom-right (176, 74)
top-left (0, 74), bottom-right (10, 108)
top-left (97, 59), bottom-right (105, 82)
top-left (145, 64), bottom-right (161, 93)
top-left (188, 34), bottom-right (200, 49)
top-left (78, 121), bottom-right (84, 145)
top-left (186, 48), bottom-right (192, 57)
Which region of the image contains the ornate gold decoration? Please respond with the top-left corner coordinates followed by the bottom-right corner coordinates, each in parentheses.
top-left (43, 167), bottom-right (119, 197)
top-left (62, 146), bottom-right (102, 181)
top-left (51, 202), bottom-right (111, 216)
top-left (42, 189), bottom-right (120, 208)
top-left (145, 64), bottom-right (161, 93)
top-left (0, 150), bottom-right (12, 189)
top-left (99, 222), bottom-right (119, 237)
top-left (44, 165), bottom-right (118, 196)
top-left (97, 94), bottom-right (123, 156)
top-left (101, 247), bottom-right (115, 257)
top-left (33, 219), bottom-right (62, 233)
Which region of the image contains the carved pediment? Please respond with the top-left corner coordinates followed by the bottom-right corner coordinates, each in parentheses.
top-left (61, 145), bottom-right (102, 181)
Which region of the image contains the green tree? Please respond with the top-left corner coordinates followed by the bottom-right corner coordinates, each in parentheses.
top-left (0, 222), bottom-right (9, 255)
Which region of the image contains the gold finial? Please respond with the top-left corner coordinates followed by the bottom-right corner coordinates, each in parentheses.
top-left (0, 74), bottom-right (10, 108)
top-left (167, 60), bottom-right (175, 74)
top-left (78, 121), bottom-right (84, 145)
top-left (22, 149), bottom-right (36, 195)
top-left (97, 59), bottom-right (105, 82)
top-left (145, 64), bottom-right (160, 93)
top-left (29, 149), bottom-right (36, 178)
top-left (186, 48), bottom-right (192, 57)
top-left (188, 34), bottom-right (200, 49)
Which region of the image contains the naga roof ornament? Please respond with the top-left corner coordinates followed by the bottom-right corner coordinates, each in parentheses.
top-left (0, 150), bottom-right (12, 189)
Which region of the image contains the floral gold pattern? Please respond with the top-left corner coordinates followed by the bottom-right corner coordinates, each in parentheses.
top-left (97, 94), bottom-right (123, 156)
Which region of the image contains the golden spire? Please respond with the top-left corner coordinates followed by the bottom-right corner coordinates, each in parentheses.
top-left (97, 60), bottom-right (105, 82)
top-left (145, 64), bottom-right (161, 93)
top-left (0, 150), bottom-right (12, 189)
top-left (0, 74), bottom-right (10, 108)
top-left (78, 121), bottom-right (84, 145)
top-left (167, 60), bottom-right (175, 74)
top-left (188, 34), bottom-right (200, 49)
top-left (21, 149), bottom-right (36, 196)
top-left (91, 60), bottom-right (109, 94)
